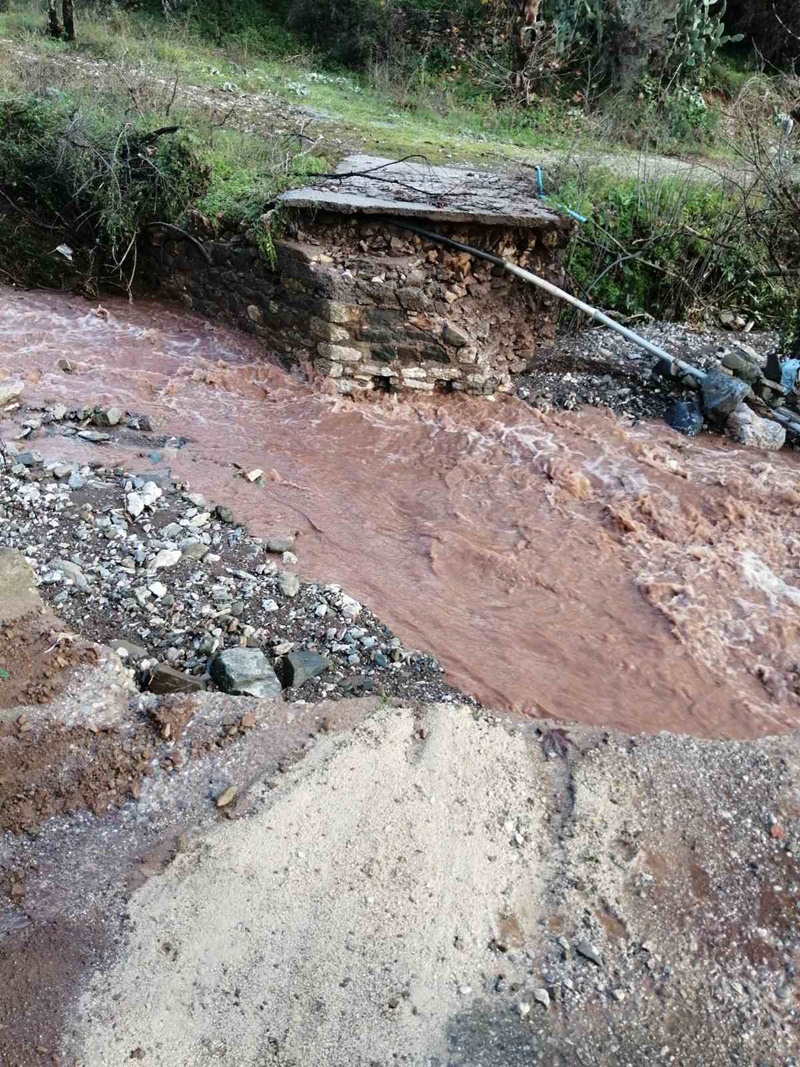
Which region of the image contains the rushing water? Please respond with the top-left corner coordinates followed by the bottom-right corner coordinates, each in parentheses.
top-left (3, 287), bottom-right (800, 738)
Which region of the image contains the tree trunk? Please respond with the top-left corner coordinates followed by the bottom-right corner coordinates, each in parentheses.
top-left (47, 0), bottom-right (63, 38)
top-left (62, 0), bottom-right (75, 41)
top-left (512, 0), bottom-right (542, 102)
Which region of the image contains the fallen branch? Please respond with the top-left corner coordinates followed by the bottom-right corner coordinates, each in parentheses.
top-left (141, 221), bottom-right (212, 263)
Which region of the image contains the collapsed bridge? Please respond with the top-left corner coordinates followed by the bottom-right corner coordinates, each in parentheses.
top-left (148, 155), bottom-right (573, 396)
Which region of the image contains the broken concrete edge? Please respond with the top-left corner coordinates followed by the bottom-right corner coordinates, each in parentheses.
top-left (144, 165), bottom-right (573, 397)
top-left (279, 154), bottom-right (571, 229)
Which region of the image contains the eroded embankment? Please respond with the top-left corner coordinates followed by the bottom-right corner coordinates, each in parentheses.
top-left (6, 693), bottom-right (798, 1067)
top-left (3, 287), bottom-right (800, 737)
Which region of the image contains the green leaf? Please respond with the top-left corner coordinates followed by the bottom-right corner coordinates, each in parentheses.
top-left (0, 668), bottom-right (8, 680)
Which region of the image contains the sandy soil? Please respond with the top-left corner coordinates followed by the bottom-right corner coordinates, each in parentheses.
top-left (57, 702), bottom-right (800, 1066)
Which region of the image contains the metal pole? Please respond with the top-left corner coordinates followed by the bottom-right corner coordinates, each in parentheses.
top-left (397, 219), bottom-right (800, 438)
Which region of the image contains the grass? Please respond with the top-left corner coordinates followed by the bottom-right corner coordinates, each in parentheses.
top-left (0, 0), bottom-right (751, 167)
top-left (0, 1), bottom-right (797, 329)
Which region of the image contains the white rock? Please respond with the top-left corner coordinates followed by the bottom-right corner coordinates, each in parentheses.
top-left (153, 549), bottom-right (182, 570)
top-left (533, 988), bottom-right (551, 1008)
top-left (245, 468), bottom-right (264, 482)
top-left (126, 492), bottom-right (145, 519)
top-left (725, 404), bottom-right (786, 451)
top-left (149, 581), bottom-right (168, 599)
top-left (0, 379), bottom-right (25, 406)
top-left (140, 482), bottom-right (163, 508)
top-left (517, 1002), bottom-right (531, 1018)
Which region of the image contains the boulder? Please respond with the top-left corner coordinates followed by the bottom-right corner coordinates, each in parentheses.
top-left (721, 351), bottom-right (762, 386)
top-left (665, 399), bottom-right (704, 437)
top-left (700, 370), bottom-right (751, 422)
top-left (725, 404), bottom-right (786, 451)
top-left (284, 650), bottom-right (330, 688)
top-left (266, 535), bottom-right (295, 554)
top-left (210, 648), bottom-right (282, 700)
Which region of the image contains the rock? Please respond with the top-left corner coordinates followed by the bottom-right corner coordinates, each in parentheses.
top-left (700, 370), bottom-right (750, 422)
top-left (152, 549), bottom-right (182, 570)
top-left (665, 399), bottom-right (704, 437)
top-left (721, 351), bottom-right (762, 386)
top-left (148, 581), bottom-right (168, 599)
top-left (725, 405), bottom-right (785, 451)
top-left (266, 535), bottom-right (295, 554)
top-left (443, 323), bottom-right (469, 348)
top-left (284, 650), bottom-right (330, 688)
top-left (575, 941), bottom-right (602, 966)
top-left (181, 541), bottom-right (209, 560)
top-left (0, 379), bottom-right (24, 406)
top-left (244, 468), bottom-right (263, 482)
top-left (278, 571), bottom-right (301, 598)
top-left (77, 430), bottom-right (111, 444)
top-left (93, 407), bottom-right (123, 427)
top-left (210, 648), bottom-right (282, 700)
top-left (517, 1002), bottom-right (531, 1018)
top-left (215, 504), bottom-right (235, 524)
top-left (533, 988), bottom-right (551, 1008)
top-left (67, 472), bottom-right (86, 490)
top-left (144, 663), bottom-right (206, 695)
top-left (215, 785), bottom-right (238, 808)
top-left (52, 559), bottom-right (88, 591)
top-left (126, 493), bottom-right (145, 519)
top-left (0, 549), bottom-right (43, 624)
top-left (109, 639), bottom-right (148, 662)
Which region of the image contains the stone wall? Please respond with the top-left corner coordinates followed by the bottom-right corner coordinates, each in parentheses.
top-left (144, 211), bottom-right (572, 395)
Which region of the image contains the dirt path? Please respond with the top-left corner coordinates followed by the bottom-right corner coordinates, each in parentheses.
top-left (0, 37), bottom-right (737, 182)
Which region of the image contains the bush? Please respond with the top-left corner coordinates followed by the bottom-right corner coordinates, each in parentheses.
top-left (725, 1), bottom-right (800, 68)
top-left (0, 90), bottom-right (210, 286)
top-left (560, 170), bottom-right (795, 328)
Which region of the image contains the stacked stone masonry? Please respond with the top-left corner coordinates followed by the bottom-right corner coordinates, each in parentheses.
top-left (148, 211), bottom-right (572, 396)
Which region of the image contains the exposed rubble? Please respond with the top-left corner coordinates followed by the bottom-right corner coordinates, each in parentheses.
top-left (0, 408), bottom-right (467, 707)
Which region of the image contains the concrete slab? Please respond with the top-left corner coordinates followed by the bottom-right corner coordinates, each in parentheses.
top-left (281, 155), bottom-right (566, 228)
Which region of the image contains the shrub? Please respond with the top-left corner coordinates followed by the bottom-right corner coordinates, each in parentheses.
top-left (0, 91), bottom-right (210, 286)
top-left (725, 1), bottom-right (800, 69)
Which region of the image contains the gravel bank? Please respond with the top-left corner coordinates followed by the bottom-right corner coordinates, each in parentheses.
top-left (0, 426), bottom-right (466, 707)
top-left (516, 322), bottom-right (781, 422)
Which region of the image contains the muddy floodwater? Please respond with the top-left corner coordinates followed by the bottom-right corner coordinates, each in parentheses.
top-left (3, 287), bottom-right (800, 737)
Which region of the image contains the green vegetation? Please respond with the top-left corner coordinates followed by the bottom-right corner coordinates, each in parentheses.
top-left (0, 0), bottom-right (797, 328)
top-left (561, 172), bottom-right (795, 330)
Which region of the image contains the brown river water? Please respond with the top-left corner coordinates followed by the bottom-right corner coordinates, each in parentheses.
top-left (3, 287), bottom-right (800, 738)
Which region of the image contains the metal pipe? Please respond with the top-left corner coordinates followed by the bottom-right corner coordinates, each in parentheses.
top-left (395, 220), bottom-right (707, 382)
top-left (396, 219), bottom-right (800, 439)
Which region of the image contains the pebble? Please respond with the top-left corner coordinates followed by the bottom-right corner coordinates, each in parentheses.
top-left (575, 941), bottom-right (602, 966)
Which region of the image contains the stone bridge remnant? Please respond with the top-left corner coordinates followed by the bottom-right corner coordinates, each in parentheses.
top-left (149, 156), bottom-right (572, 395)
